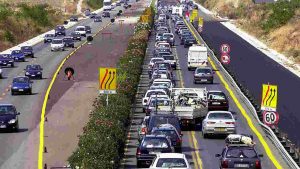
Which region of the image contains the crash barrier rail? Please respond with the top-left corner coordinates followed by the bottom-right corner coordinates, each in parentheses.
top-left (186, 17), bottom-right (300, 169)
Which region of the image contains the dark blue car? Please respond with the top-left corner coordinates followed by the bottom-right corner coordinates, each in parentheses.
top-left (21, 46), bottom-right (34, 58)
top-left (0, 54), bottom-right (14, 67)
top-left (11, 50), bottom-right (25, 62)
top-left (11, 76), bottom-right (33, 95)
top-left (24, 64), bottom-right (43, 79)
top-left (0, 104), bottom-right (20, 132)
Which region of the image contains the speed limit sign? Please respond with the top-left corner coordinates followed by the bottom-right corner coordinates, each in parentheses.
top-left (220, 44), bottom-right (231, 54)
top-left (263, 111), bottom-right (279, 126)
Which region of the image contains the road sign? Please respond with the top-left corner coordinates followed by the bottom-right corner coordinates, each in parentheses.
top-left (261, 84), bottom-right (278, 111)
top-left (198, 17), bottom-right (203, 27)
top-left (220, 44), bottom-right (231, 54)
top-left (221, 54), bottom-right (230, 64)
top-left (99, 67), bottom-right (117, 94)
top-left (263, 111), bottom-right (279, 126)
top-left (190, 9), bottom-right (198, 22)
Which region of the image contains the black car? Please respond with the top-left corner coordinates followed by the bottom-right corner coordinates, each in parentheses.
top-left (180, 34), bottom-right (193, 45)
top-left (44, 33), bottom-right (55, 43)
top-left (183, 37), bottom-right (197, 48)
top-left (21, 46), bottom-right (34, 58)
top-left (24, 64), bottom-right (43, 79)
top-left (70, 32), bottom-right (82, 41)
top-left (102, 11), bottom-right (110, 18)
top-left (207, 91), bottom-right (229, 111)
top-left (147, 113), bottom-right (181, 135)
top-left (70, 15), bottom-right (78, 22)
top-left (89, 13), bottom-right (97, 19)
top-left (85, 26), bottom-right (92, 34)
top-left (63, 37), bottom-right (75, 48)
top-left (136, 135), bottom-right (174, 168)
top-left (94, 15), bottom-right (102, 22)
top-left (55, 25), bottom-right (66, 36)
top-left (0, 54), bottom-right (14, 67)
top-left (0, 104), bottom-right (20, 132)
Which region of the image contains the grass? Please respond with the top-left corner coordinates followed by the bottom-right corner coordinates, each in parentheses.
top-left (86, 0), bottom-right (103, 9)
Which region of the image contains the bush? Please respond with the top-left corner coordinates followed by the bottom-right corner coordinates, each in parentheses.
top-left (87, 0), bottom-right (103, 9)
top-left (3, 30), bottom-right (15, 43)
top-left (18, 4), bottom-right (50, 27)
top-left (0, 4), bottom-right (12, 21)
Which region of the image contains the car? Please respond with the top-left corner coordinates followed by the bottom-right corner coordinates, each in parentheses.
top-left (142, 89), bottom-right (168, 108)
top-left (149, 153), bottom-right (191, 169)
top-left (183, 36), bottom-right (197, 48)
top-left (21, 46), bottom-right (34, 58)
top-left (0, 67), bottom-right (2, 78)
top-left (136, 135), bottom-right (174, 168)
top-left (0, 54), bottom-right (14, 67)
top-left (216, 136), bottom-right (263, 169)
top-left (151, 124), bottom-right (182, 152)
top-left (155, 41), bottom-right (170, 49)
top-left (123, 3), bottom-right (129, 8)
top-left (11, 76), bottom-right (33, 95)
top-left (145, 97), bottom-right (172, 115)
top-left (207, 91), bottom-right (229, 111)
top-left (85, 26), bottom-right (92, 34)
top-left (11, 50), bottom-right (25, 62)
top-left (202, 111), bottom-right (236, 138)
top-left (51, 39), bottom-right (65, 51)
top-left (55, 25), bottom-right (66, 36)
top-left (102, 11), bottom-right (110, 18)
top-left (84, 9), bottom-right (91, 16)
top-left (70, 32), bottom-right (82, 41)
top-left (94, 15), bottom-right (102, 22)
top-left (162, 33), bottom-right (175, 46)
top-left (155, 32), bottom-right (164, 41)
top-left (0, 104), bottom-right (20, 132)
top-left (24, 64), bottom-right (43, 79)
top-left (147, 113), bottom-right (181, 135)
top-left (89, 13), bottom-right (97, 18)
top-left (70, 15), bottom-right (78, 22)
top-left (75, 26), bottom-right (86, 37)
top-left (137, 116), bottom-right (150, 142)
top-left (194, 66), bottom-right (214, 84)
top-left (44, 33), bottom-right (55, 43)
top-left (162, 55), bottom-right (176, 69)
top-left (116, 1), bottom-right (121, 6)
top-left (149, 57), bottom-right (165, 70)
top-left (63, 37), bottom-right (75, 48)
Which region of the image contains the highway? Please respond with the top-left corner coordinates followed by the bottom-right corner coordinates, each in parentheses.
top-left (195, 3), bottom-right (300, 143)
top-left (122, 1), bottom-right (292, 168)
top-left (0, 5), bottom-right (125, 168)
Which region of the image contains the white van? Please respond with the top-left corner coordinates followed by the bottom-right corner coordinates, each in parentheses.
top-left (75, 26), bottom-right (86, 37)
top-left (187, 44), bottom-right (208, 70)
top-left (103, 0), bottom-right (112, 11)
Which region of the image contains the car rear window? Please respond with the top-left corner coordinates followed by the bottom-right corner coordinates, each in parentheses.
top-left (156, 158), bottom-right (187, 168)
top-left (208, 113), bottom-right (232, 120)
top-left (226, 148), bottom-right (257, 158)
top-left (142, 137), bottom-right (169, 148)
top-left (13, 77), bottom-right (28, 83)
top-left (208, 93), bottom-right (226, 100)
top-left (163, 55), bottom-right (174, 60)
top-left (147, 91), bottom-right (165, 97)
top-left (150, 116), bottom-right (179, 130)
top-left (152, 130), bottom-right (178, 139)
top-left (12, 50), bottom-right (21, 54)
top-left (196, 68), bottom-right (211, 74)
top-left (149, 99), bottom-right (171, 107)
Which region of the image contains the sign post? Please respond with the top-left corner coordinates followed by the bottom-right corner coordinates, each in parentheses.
top-left (99, 67), bottom-right (117, 105)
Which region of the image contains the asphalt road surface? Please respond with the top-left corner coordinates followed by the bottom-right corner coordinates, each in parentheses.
top-left (0, 5), bottom-right (126, 168)
top-left (197, 4), bottom-right (300, 144)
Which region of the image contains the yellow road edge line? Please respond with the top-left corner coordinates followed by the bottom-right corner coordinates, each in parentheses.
top-left (188, 132), bottom-right (199, 169)
top-left (183, 19), bottom-right (283, 169)
top-left (38, 22), bottom-right (110, 169)
top-left (191, 131), bottom-right (203, 169)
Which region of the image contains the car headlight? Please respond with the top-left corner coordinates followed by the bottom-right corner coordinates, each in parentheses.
top-left (8, 119), bottom-right (16, 124)
top-left (12, 87), bottom-right (18, 89)
top-left (25, 72), bottom-right (30, 75)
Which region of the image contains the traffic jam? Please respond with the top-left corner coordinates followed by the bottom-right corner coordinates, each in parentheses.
top-left (133, 1), bottom-right (265, 169)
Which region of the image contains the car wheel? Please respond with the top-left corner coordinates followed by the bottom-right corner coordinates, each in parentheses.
top-left (51, 49), bottom-right (53, 52)
top-left (40, 75), bottom-right (43, 79)
top-left (28, 89), bottom-right (32, 95)
top-left (14, 123), bottom-right (19, 132)
top-left (23, 58), bottom-right (26, 62)
top-left (194, 80), bottom-right (197, 84)
top-left (136, 161), bottom-right (141, 168)
top-left (202, 131), bottom-right (207, 138)
top-left (0, 74), bottom-right (2, 79)
top-left (184, 45), bottom-right (187, 48)
top-left (188, 67), bottom-right (191, 71)
top-left (210, 80), bottom-right (213, 84)
top-left (11, 91), bottom-right (15, 95)
top-left (11, 63), bottom-right (14, 67)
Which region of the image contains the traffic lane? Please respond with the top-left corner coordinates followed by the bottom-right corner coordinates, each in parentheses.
top-left (200, 20), bottom-right (300, 143)
top-left (173, 31), bottom-right (275, 168)
top-left (0, 9), bottom-right (123, 167)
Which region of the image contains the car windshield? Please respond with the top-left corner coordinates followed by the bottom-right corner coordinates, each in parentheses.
top-left (72, 32), bottom-right (80, 36)
top-left (0, 105), bottom-right (16, 115)
top-left (76, 27), bottom-right (85, 31)
top-left (63, 38), bottom-right (73, 42)
top-left (163, 34), bottom-right (173, 38)
top-left (12, 50), bottom-right (21, 54)
top-left (52, 39), bottom-right (63, 44)
top-left (150, 99), bottom-right (171, 107)
top-left (85, 26), bottom-right (91, 29)
top-left (163, 55), bottom-right (174, 60)
top-left (21, 46), bottom-right (32, 50)
top-left (208, 113), bottom-right (232, 120)
top-left (208, 93), bottom-right (226, 100)
top-left (150, 116), bottom-right (178, 129)
top-left (146, 91), bottom-right (165, 97)
top-left (151, 58), bottom-right (164, 63)
top-left (156, 158), bottom-right (187, 168)
top-left (27, 65), bottom-right (41, 70)
top-left (56, 26), bottom-right (65, 30)
top-left (196, 68), bottom-right (211, 74)
top-left (142, 137), bottom-right (169, 148)
top-left (45, 34), bottom-right (54, 37)
top-left (13, 77), bottom-right (29, 83)
top-left (152, 82), bottom-right (170, 88)
top-left (226, 148), bottom-right (257, 158)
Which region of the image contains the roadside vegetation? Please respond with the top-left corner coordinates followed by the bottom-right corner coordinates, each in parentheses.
top-left (0, 2), bottom-right (69, 51)
top-left (68, 5), bottom-right (154, 169)
top-left (86, 0), bottom-right (104, 9)
top-left (196, 0), bottom-right (300, 62)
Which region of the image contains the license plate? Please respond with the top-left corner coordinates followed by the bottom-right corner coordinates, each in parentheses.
top-left (234, 164), bottom-right (249, 168)
top-left (212, 102), bottom-right (221, 105)
top-left (31, 75), bottom-right (35, 77)
top-left (0, 125), bottom-right (6, 128)
top-left (19, 89), bottom-right (24, 91)
top-left (201, 79), bottom-right (207, 82)
top-left (215, 128), bottom-right (225, 132)
top-left (149, 151), bottom-right (156, 154)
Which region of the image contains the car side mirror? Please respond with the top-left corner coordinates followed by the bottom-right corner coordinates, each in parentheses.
top-left (215, 154), bottom-right (221, 157)
top-left (259, 154), bottom-right (263, 157)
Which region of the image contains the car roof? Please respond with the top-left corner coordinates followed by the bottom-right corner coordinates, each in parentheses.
top-left (0, 104), bottom-right (14, 106)
top-left (156, 153), bottom-right (185, 159)
top-left (208, 111), bottom-right (232, 114)
top-left (144, 134), bottom-right (168, 138)
top-left (208, 90), bottom-right (224, 93)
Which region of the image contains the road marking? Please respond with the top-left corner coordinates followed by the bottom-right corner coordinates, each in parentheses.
top-left (188, 132), bottom-right (199, 169)
top-left (191, 131), bottom-right (203, 169)
top-left (38, 21), bottom-right (113, 169)
top-left (183, 19), bottom-right (283, 169)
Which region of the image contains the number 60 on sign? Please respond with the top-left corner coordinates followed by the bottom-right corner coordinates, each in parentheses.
top-left (263, 111), bottom-right (279, 126)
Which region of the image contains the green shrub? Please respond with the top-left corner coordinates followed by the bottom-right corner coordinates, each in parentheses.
top-left (3, 30), bottom-right (15, 43)
top-left (87, 0), bottom-right (103, 9)
top-left (0, 4), bottom-right (12, 21)
top-left (19, 4), bottom-right (51, 27)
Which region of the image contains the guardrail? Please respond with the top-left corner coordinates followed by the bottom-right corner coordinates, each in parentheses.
top-left (185, 15), bottom-right (300, 169)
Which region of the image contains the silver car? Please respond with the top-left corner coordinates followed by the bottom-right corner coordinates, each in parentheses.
top-left (202, 111), bottom-right (236, 138)
top-left (194, 67), bottom-right (214, 84)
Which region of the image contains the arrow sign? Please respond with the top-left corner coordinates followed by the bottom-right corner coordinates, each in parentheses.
top-left (261, 84), bottom-right (278, 111)
top-left (99, 67), bottom-right (117, 94)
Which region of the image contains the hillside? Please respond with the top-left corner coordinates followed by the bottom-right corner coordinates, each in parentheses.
top-left (197, 0), bottom-right (300, 63)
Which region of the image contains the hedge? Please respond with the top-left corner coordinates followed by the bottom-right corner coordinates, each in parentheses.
top-left (68, 5), bottom-right (155, 169)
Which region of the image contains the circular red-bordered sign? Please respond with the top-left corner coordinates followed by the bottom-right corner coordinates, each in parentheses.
top-left (221, 54), bottom-right (230, 64)
top-left (220, 44), bottom-right (231, 54)
top-left (263, 111), bottom-right (279, 126)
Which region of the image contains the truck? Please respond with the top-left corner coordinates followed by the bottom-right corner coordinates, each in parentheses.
top-left (171, 88), bottom-right (208, 128)
top-left (172, 6), bottom-right (183, 17)
top-left (103, 0), bottom-right (112, 11)
top-left (187, 44), bottom-right (208, 71)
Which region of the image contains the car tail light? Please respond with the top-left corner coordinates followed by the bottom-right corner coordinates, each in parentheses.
top-left (176, 138), bottom-right (182, 144)
top-left (207, 121), bottom-right (216, 124)
top-left (136, 148), bottom-right (141, 155)
top-left (225, 122), bottom-right (235, 124)
top-left (221, 160), bottom-right (228, 168)
top-left (255, 160), bottom-right (261, 169)
top-left (141, 127), bottom-right (147, 135)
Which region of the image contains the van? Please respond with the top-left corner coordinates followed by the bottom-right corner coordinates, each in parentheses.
top-left (187, 44), bottom-right (208, 70)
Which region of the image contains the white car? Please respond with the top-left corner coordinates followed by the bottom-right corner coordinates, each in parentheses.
top-left (149, 153), bottom-right (191, 169)
top-left (142, 89), bottom-right (167, 107)
top-left (50, 39), bottom-right (65, 51)
top-left (202, 111), bottom-right (236, 138)
top-left (155, 42), bottom-right (170, 49)
top-left (149, 57), bottom-right (165, 69)
top-left (0, 67), bottom-right (3, 79)
top-left (75, 26), bottom-right (86, 37)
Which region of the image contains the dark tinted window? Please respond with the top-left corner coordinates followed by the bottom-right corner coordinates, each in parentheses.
top-left (142, 137), bottom-right (169, 148)
top-left (21, 46), bottom-right (32, 50)
top-left (208, 92), bottom-right (226, 100)
top-left (156, 158), bottom-right (187, 168)
top-left (13, 77), bottom-right (29, 83)
top-left (226, 148), bottom-right (257, 158)
top-left (152, 129), bottom-right (178, 139)
top-left (0, 105), bottom-right (16, 115)
top-left (12, 50), bottom-right (22, 54)
top-left (196, 68), bottom-right (211, 74)
top-left (163, 55), bottom-right (174, 60)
